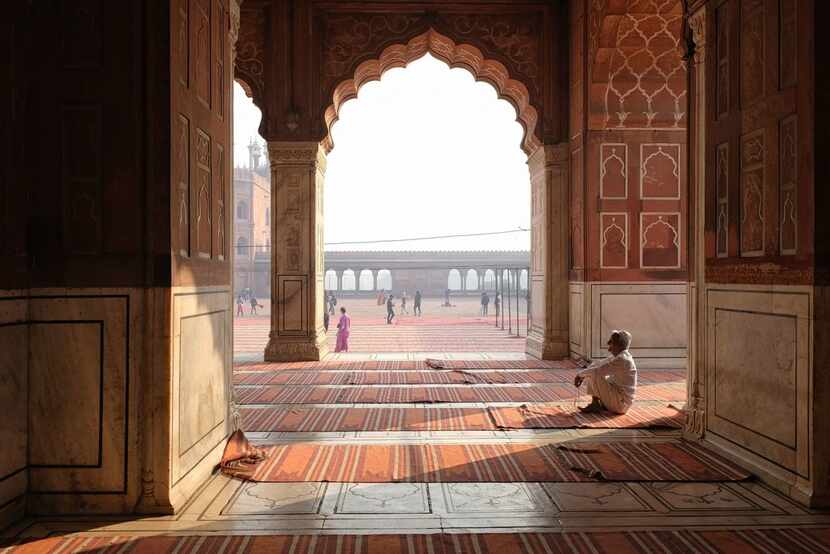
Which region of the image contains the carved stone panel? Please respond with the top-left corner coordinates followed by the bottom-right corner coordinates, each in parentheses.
top-left (640, 213), bottom-right (681, 269)
top-left (715, 2), bottom-right (730, 119)
top-left (740, 130), bottom-right (765, 257)
top-left (640, 144), bottom-right (681, 199)
top-left (174, 0), bottom-right (189, 87)
top-left (570, 148), bottom-right (584, 269)
top-left (214, 143), bottom-right (226, 260)
top-left (193, 0), bottom-right (212, 108)
top-left (60, 0), bottom-right (103, 69)
top-left (600, 144), bottom-right (627, 199)
top-left (779, 115), bottom-right (797, 255)
top-left (176, 115), bottom-right (191, 258)
top-left (61, 105), bottom-right (102, 256)
top-left (716, 143), bottom-right (729, 258)
top-left (778, 0), bottom-right (797, 88)
top-left (194, 129), bottom-right (212, 259)
top-left (600, 213), bottom-right (628, 269)
top-left (740, 0), bottom-right (765, 107)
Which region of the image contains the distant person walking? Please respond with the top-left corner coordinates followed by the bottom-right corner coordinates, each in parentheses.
top-left (323, 310), bottom-right (330, 333)
top-left (236, 295), bottom-right (245, 317)
top-left (400, 291), bottom-right (409, 314)
top-left (386, 295), bottom-right (396, 325)
top-left (377, 291), bottom-right (385, 305)
top-left (494, 292), bottom-right (501, 318)
top-left (335, 307), bottom-right (351, 352)
top-left (480, 291), bottom-right (490, 316)
top-left (414, 290), bottom-right (422, 316)
top-left (328, 291), bottom-right (337, 315)
top-left (249, 295), bottom-right (260, 315)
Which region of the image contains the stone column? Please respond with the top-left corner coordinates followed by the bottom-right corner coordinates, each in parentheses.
top-left (335, 270), bottom-right (341, 292)
top-left (685, 7), bottom-right (707, 439)
top-left (370, 270), bottom-right (377, 291)
top-left (265, 141), bottom-right (327, 361)
top-left (526, 143), bottom-right (569, 359)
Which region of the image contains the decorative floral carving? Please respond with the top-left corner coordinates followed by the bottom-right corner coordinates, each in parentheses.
top-left (740, 131), bottom-right (765, 256)
top-left (322, 29), bottom-right (541, 155)
top-left (779, 116), bottom-right (797, 255)
top-left (715, 143), bottom-right (728, 258)
top-left (319, 11), bottom-right (542, 103)
top-left (592, 0), bottom-right (687, 129)
top-left (236, 6), bottom-right (266, 101)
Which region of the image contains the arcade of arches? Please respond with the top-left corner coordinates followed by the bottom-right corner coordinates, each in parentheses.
top-left (1, 0), bottom-right (828, 544)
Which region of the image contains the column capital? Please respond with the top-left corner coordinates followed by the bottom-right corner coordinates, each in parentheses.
top-left (687, 7), bottom-right (707, 65)
top-left (267, 141), bottom-right (327, 174)
top-left (527, 142), bottom-right (569, 168)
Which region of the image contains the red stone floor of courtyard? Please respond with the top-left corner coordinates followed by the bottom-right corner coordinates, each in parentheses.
top-left (234, 297), bottom-right (529, 355)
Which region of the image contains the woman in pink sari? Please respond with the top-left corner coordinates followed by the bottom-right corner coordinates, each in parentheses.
top-left (335, 307), bottom-right (351, 352)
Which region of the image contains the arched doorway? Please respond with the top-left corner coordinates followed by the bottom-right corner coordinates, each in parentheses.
top-left (259, 29), bottom-right (569, 361)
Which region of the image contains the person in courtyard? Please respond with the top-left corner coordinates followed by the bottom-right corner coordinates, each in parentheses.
top-left (249, 295), bottom-right (259, 315)
top-left (443, 288), bottom-right (451, 307)
top-left (414, 290), bottom-right (422, 316)
top-left (480, 291), bottom-right (490, 316)
top-left (386, 294), bottom-right (396, 324)
top-left (323, 309), bottom-right (330, 333)
top-left (335, 307), bottom-right (350, 352)
top-left (573, 330), bottom-right (637, 414)
top-left (236, 295), bottom-right (245, 317)
top-left (328, 291), bottom-right (337, 315)
top-left (400, 290), bottom-right (409, 314)
top-left (494, 292), bottom-right (501, 318)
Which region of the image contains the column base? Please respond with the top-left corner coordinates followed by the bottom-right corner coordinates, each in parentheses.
top-left (526, 331), bottom-right (568, 360)
top-left (264, 333), bottom-right (329, 362)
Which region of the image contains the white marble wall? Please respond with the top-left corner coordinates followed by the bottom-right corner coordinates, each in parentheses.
top-left (569, 281), bottom-right (688, 368)
top-left (0, 289), bottom-right (145, 518)
top-left (0, 293), bottom-right (28, 529)
top-left (703, 284), bottom-right (812, 504)
top-left (168, 287), bottom-right (233, 511)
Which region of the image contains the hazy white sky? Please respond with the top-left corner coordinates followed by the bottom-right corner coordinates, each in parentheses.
top-left (234, 54), bottom-right (530, 251)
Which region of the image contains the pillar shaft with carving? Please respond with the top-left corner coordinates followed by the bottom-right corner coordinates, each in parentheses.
top-left (685, 6), bottom-right (707, 439)
top-left (526, 143), bottom-right (570, 359)
top-left (265, 141), bottom-right (328, 361)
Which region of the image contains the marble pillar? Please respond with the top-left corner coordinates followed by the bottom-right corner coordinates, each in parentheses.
top-left (526, 144), bottom-right (570, 359)
top-left (265, 142), bottom-right (328, 362)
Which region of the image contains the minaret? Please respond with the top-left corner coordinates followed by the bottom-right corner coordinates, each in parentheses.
top-left (247, 136), bottom-right (262, 170)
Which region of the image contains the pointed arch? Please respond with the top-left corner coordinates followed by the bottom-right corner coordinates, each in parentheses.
top-left (322, 29), bottom-right (541, 155)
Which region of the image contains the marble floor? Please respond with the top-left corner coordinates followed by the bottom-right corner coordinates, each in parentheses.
top-left (4, 354), bottom-right (830, 552)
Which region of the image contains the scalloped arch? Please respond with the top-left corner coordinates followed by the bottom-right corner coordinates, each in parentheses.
top-left (322, 29), bottom-right (541, 156)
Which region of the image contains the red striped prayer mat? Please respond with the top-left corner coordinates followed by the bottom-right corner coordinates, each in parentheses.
top-left (239, 405), bottom-right (683, 432)
top-left (233, 369), bottom-right (687, 386)
top-left (487, 405), bottom-right (684, 429)
top-left (235, 382), bottom-right (687, 404)
top-left (246, 441), bottom-right (749, 482)
top-left (6, 528), bottom-right (830, 553)
top-left (234, 359), bottom-right (580, 371)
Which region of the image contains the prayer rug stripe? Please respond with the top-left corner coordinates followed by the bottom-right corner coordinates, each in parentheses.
top-left (6, 530), bottom-right (830, 553)
top-left (235, 383), bottom-right (687, 404)
top-left (240, 405), bottom-right (683, 431)
top-left (244, 441), bottom-right (750, 482)
top-left (233, 369), bottom-right (686, 385)
top-left (234, 359), bottom-right (580, 371)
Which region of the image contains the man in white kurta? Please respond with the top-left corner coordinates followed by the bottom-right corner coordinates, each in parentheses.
top-left (573, 330), bottom-right (637, 414)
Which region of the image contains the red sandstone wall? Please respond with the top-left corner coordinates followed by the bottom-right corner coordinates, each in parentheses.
top-left (571, 0), bottom-right (688, 283)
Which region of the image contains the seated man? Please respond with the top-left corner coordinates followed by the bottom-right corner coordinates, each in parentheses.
top-left (573, 330), bottom-right (637, 414)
